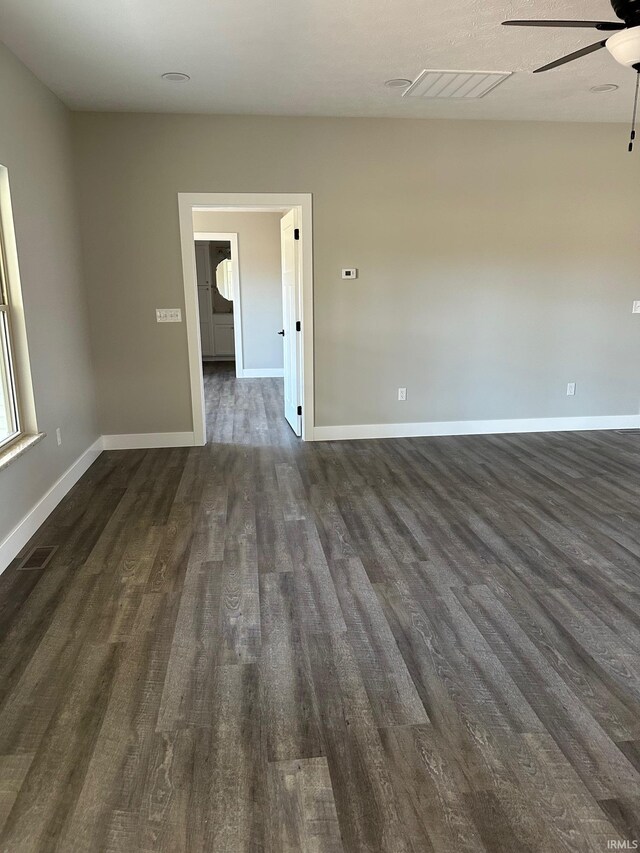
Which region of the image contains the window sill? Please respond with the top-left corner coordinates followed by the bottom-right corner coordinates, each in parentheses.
top-left (0, 432), bottom-right (45, 473)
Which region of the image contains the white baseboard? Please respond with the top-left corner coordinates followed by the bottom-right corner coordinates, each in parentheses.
top-left (0, 436), bottom-right (103, 574)
top-left (312, 414), bottom-right (640, 442)
top-left (102, 432), bottom-right (195, 450)
top-left (238, 368), bottom-right (284, 378)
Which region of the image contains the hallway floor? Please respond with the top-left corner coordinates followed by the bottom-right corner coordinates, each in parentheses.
top-left (1, 364), bottom-right (640, 850)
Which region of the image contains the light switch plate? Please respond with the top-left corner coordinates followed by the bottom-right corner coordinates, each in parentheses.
top-left (156, 308), bottom-right (182, 323)
top-left (632, 301), bottom-right (640, 314)
top-left (341, 269), bottom-right (358, 279)
top-left (566, 382), bottom-right (576, 396)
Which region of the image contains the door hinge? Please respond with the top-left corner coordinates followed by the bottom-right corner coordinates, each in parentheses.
top-left (297, 405), bottom-right (302, 416)
top-left (296, 320), bottom-right (301, 332)
top-left (294, 228), bottom-right (300, 240)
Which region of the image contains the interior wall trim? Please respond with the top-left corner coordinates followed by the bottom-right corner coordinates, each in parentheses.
top-left (238, 368), bottom-right (284, 378)
top-left (312, 414), bottom-right (640, 441)
top-left (101, 432), bottom-right (195, 450)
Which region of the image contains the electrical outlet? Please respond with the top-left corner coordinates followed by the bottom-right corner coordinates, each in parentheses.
top-left (56, 427), bottom-right (62, 446)
top-left (341, 269), bottom-right (358, 280)
top-left (566, 382), bottom-right (576, 397)
top-left (398, 387), bottom-right (407, 401)
top-left (156, 308), bottom-right (182, 323)
top-left (633, 300), bottom-right (640, 314)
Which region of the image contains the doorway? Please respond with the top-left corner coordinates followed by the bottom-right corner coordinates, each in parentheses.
top-left (178, 193), bottom-right (314, 444)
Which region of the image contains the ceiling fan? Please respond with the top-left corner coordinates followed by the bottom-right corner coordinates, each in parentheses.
top-left (503, 0), bottom-right (640, 149)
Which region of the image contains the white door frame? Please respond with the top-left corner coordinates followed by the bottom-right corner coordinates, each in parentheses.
top-left (193, 231), bottom-right (243, 374)
top-left (178, 192), bottom-right (314, 444)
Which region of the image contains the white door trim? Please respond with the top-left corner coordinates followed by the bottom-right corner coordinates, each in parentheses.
top-left (193, 231), bottom-right (243, 375)
top-left (179, 193), bottom-right (314, 444)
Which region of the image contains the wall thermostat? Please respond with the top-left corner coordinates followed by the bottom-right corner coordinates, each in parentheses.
top-left (341, 268), bottom-right (358, 279)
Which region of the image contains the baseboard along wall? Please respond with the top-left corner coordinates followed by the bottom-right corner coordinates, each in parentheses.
top-left (312, 414), bottom-right (640, 441)
top-left (101, 432), bottom-right (195, 450)
top-left (237, 368), bottom-right (284, 378)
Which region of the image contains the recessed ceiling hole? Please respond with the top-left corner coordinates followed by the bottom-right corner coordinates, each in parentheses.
top-left (162, 72), bottom-right (191, 82)
top-left (385, 78), bottom-right (412, 88)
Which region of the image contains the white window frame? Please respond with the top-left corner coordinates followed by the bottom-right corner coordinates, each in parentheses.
top-left (0, 234), bottom-right (21, 448)
top-left (0, 165), bottom-right (39, 461)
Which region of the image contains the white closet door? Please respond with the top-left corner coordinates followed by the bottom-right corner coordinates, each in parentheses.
top-left (213, 324), bottom-right (235, 355)
top-left (195, 243), bottom-right (210, 287)
top-left (200, 321), bottom-right (214, 357)
top-left (198, 286), bottom-right (214, 357)
top-left (195, 242), bottom-right (215, 357)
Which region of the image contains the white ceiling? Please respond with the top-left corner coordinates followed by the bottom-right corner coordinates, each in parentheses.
top-left (0, 0), bottom-right (636, 121)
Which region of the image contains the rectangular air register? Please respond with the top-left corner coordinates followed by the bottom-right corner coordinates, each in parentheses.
top-left (18, 545), bottom-right (58, 570)
top-left (403, 70), bottom-right (512, 99)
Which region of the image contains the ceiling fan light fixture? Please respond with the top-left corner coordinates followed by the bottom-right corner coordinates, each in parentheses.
top-left (605, 25), bottom-right (640, 66)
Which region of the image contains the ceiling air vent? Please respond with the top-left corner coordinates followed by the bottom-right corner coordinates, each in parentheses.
top-left (403, 70), bottom-right (513, 99)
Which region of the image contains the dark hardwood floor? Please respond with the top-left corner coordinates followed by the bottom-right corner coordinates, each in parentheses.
top-left (1, 361), bottom-right (640, 851)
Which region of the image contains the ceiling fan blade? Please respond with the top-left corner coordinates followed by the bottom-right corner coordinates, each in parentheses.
top-left (533, 39), bottom-right (608, 72)
top-left (502, 20), bottom-right (624, 30)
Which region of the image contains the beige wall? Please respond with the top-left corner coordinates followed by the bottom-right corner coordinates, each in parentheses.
top-left (193, 211), bottom-right (283, 371)
top-left (0, 44), bottom-right (97, 546)
top-left (71, 112), bottom-right (640, 433)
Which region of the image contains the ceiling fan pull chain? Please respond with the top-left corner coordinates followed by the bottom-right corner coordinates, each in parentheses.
top-left (629, 70), bottom-right (640, 152)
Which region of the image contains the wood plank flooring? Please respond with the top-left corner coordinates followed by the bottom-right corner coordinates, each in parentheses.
top-left (1, 360), bottom-right (640, 851)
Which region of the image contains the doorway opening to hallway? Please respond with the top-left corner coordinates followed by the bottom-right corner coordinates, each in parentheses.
top-left (178, 193), bottom-right (314, 444)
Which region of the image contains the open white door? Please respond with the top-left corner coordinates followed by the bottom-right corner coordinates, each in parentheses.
top-left (280, 209), bottom-right (302, 436)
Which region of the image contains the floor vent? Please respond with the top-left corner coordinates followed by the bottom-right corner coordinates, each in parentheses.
top-left (18, 545), bottom-right (58, 570)
top-left (403, 70), bottom-right (512, 99)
